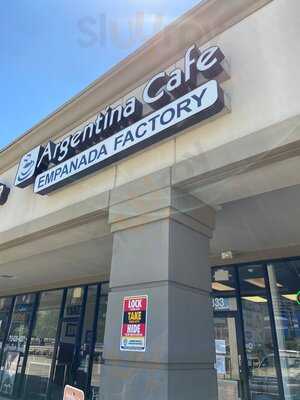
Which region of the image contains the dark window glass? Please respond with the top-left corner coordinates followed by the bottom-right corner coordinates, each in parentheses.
top-left (212, 266), bottom-right (236, 295)
top-left (212, 267), bottom-right (237, 312)
top-left (49, 286), bottom-right (85, 400)
top-left (0, 293), bottom-right (36, 396)
top-left (239, 264), bottom-right (281, 399)
top-left (267, 260), bottom-right (300, 399)
top-left (214, 315), bottom-right (241, 400)
top-left (74, 285), bottom-right (98, 393)
top-left (0, 298), bottom-right (13, 350)
top-left (89, 283), bottom-right (108, 400)
top-left (22, 289), bottom-right (63, 400)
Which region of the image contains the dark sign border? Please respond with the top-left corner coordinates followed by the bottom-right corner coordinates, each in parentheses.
top-left (35, 82), bottom-right (225, 195)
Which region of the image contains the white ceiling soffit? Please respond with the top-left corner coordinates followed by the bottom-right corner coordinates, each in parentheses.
top-left (191, 154), bottom-right (300, 207)
top-left (0, 236), bottom-right (112, 296)
top-left (210, 183), bottom-right (300, 259)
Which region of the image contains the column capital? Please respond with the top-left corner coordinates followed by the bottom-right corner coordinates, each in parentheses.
top-left (109, 185), bottom-right (215, 237)
top-left (103, 185), bottom-right (217, 400)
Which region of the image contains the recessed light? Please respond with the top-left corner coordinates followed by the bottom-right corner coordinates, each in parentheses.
top-left (245, 278), bottom-right (266, 288)
top-left (282, 294), bottom-right (297, 302)
top-left (212, 282), bottom-right (235, 291)
top-left (242, 296), bottom-right (267, 303)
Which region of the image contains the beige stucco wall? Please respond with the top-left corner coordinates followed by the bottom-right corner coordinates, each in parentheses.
top-left (0, 0), bottom-right (299, 233)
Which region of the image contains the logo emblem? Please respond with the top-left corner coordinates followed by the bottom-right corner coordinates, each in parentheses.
top-left (15, 146), bottom-right (44, 188)
top-left (0, 184), bottom-right (10, 206)
top-left (297, 291), bottom-right (300, 305)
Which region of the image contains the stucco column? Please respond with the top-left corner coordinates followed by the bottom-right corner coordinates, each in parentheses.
top-left (100, 186), bottom-right (217, 400)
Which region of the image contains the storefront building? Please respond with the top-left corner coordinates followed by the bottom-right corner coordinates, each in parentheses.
top-left (0, 283), bottom-right (108, 400)
top-left (212, 261), bottom-right (300, 400)
top-left (1, 0), bottom-right (300, 399)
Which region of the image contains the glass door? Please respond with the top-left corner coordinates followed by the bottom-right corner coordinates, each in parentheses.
top-left (49, 286), bottom-right (86, 400)
top-left (89, 283), bottom-right (108, 400)
top-left (267, 261), bottom-right (300, 400)
top-left (74, 285), bottom-right (98, 394)
top-left (22, 289), bottom-right (64, 400)
top-left (0, 294), bottom-right (37, 397)
top-left (214, 312), bottom-right (245, 400)
top-left (0, 298), bottom-right (14, 366)
top-left (47, 283), bottom-right (108, 400)
top-left (239, 264), bottom-right (283, 400)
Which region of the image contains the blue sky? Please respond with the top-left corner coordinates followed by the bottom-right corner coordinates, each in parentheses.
top-left (0, 0), bottom-right (200, 150)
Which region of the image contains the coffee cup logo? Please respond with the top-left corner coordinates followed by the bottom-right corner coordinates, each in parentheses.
top-left (15, 146), bottom-right (43, 188)
top-left (18, 153), bottom-right (35, 181)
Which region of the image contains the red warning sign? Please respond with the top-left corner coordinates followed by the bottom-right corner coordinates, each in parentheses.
top-left (120, 295), bottom-right (148, 352)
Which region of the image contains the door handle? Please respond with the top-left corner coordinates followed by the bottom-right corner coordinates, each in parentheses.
top-left (238, 354), bottom-right (242, 367)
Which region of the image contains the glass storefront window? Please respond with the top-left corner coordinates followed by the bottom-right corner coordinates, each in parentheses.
top-left (212, 266), bottom-right (238, 313)
top-left (239, 264), bottom-right (281, 399)
top-left (22, 289), bottom-right (64, 400)
top-left (0, 282), bottom-right (107, 400)
top-left (75, 285), bottom-right (98, 393)
top-left (0, 298), bottom-right (13, 351)
top-left (212, 266), bottom-right (236, 295)
top-left (214, 315), bottom-right (241, 400)
top-left (0, 293), bottom-right (36, 397)
top-left (267, 261), bottom-right (300, 400)
top-left (49, 286), bottom-right (85, 400)
top-left (90, 283), bottom-right (108, 400)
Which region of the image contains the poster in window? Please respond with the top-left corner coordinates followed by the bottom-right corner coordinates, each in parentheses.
top-left (215, 355), bottom-right (226, 375)
top-left (0, 351), bottom-right (20, 395)
top-left (65, 323), bottom-right (77, 338)
top-left (215, 339), bottom-right (226, 354)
